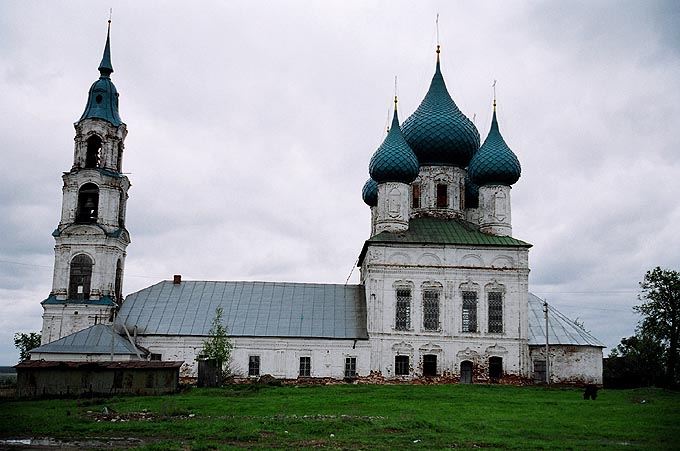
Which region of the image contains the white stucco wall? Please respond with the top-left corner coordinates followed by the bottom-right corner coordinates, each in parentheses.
top-left (530, 345), bottom-right (603, 385)
top-left (135, 335), bottom-right (372, 380)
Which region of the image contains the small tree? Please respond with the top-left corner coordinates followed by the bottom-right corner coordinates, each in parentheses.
top-left (636, 266), bottom-right (680, 388)
top-left (200, 307), bottom-right (233, 385)
top-left (14, 332), bottom-right (41, 363)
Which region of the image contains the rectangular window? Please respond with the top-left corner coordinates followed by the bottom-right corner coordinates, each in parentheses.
top-left (462, 291), bottom-right (478, 332)
top-left (412, 184), bottom-right (421, 208)
top-left (299, 356), bottom-right (311, 377)
top-left (150, 353), bottom-right (162, 361)
top-left (422, 289), bottom-right (440, 331)
top-left (395, 355), bottom-right (410, 376)
top-left (436, 184), bottom-right (448, 208)
top-left (345, 357), bottom-right (357, 378)
top-left (395, 288), bottom-right (412, 330)
top-left (488, 292), bottom-right (503, 333)
top-left (249, 355), bottom-right (260, 377)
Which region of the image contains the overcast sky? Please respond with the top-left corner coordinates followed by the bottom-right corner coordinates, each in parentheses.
top-left (1, 1), bottom-right (679, 365)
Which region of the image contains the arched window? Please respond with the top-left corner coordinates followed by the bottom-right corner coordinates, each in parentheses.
top-left (115, 259), bottom-right (123, 302)
top-left (69, 254), bottom-right (93, 300)
top-left (76, 183), bottom-right (99, 223)
top-left (85, 135), bottom-right (102, 168)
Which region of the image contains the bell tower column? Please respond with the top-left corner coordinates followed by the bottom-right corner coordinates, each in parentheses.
top-left (41, 23), bottom-right (131, 344)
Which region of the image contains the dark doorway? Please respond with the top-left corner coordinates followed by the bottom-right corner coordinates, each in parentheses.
top-left (533, 360), bottom-right (547, 384)
top-left (460, 360), bottom-right (473, 384)
top-left (489, 357), bottom-right (503, 380)
top-left (423, 354), bottom-right (437, 377)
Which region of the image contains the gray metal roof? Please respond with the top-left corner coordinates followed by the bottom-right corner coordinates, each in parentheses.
top-left (118, 281), bottom-right (368, 339)
top-left (528, 293), bottom-right (604, 347)
top-left (30, 324), bottom-right (139, 356)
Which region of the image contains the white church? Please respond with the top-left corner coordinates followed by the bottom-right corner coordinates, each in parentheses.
top-left (31, 27), bottom-right (604, 385)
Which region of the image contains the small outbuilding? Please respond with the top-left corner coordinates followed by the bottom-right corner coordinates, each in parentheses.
top-left (15, 360), bottom-right (182, 397)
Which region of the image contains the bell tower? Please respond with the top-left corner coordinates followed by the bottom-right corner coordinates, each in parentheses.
top-left (41, 23), bottom-right (131, 344)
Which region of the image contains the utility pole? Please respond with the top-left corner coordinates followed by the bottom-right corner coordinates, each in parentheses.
top-left (543, 301), bottom-right (550, 386)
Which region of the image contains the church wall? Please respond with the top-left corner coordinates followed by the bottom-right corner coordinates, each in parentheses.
top-left (529, 345), bottom-right (603, 385)
top-left (41, 304), bottom-right (113, 344)
top-left (136, 335), bottom-right (371, 380)
top-left (362, 243), bottom-right (531, 379)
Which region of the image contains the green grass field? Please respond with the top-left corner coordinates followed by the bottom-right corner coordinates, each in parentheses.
top-left (0, 384), bottom-right (677, 450)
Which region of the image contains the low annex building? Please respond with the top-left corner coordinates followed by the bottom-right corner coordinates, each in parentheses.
top-left (30, 27), bottom-right (604, 386)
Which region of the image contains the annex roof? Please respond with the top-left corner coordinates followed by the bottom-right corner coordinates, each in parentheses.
top-left (117, 280), bottom-right (368, 340)
top-left (29, 324), bottom-right (139, 356)
top-left (528, 293), bottom-right (605, 347)
top-left (358, 217), bottom-right (531, 264)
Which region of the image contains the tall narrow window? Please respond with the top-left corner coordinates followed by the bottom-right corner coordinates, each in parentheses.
top-left (116, 142), bottom-right (124, 173)
top-left (462, 291), bottom-right (478, 332)
top-left (412, 184), bottom-right (421, 208)
top-left (395, 355), bottom-right (410, 376)
top-left (488, 292), bottom-right (503, 333)
top-left (299, 356), bottom-right (311, 377)
top-left (76, 183), bottom-right (99, 223)
top-left (118, 192), bottom-right (126, 227)
top-left (249, 356), bottom-right (261, 377)
top-left (395, 288), bottom-right (412, 331)
top-left (422, 289), bottom-right (440, 331)
top-left (436, 184), bottom-right (448, 208)
top-left (69, 254), bottom-right (93, 300)
top-left (85, 135), bottom-right (102, 168)
top-left (115, 259), bottom-right (123, 302)
top-left (345, 357), bottom-right (357, 378)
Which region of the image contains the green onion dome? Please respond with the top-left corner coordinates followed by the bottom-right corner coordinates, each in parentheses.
top-left (368, 100), bottom-right (419, 184)
top-left (362, 178), bottom-right (378, 207)
top-left (464, 172), bottom-right (479, 208)
top-left (468, 106), bottom-right (521, 186)
top-left (401, 48), bottom-right (479, 167)
top-left (79, 24), bottom-right (122, 126)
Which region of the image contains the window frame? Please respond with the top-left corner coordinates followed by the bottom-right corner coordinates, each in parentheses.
top-left (299, 356), bottom-right (311, 377)
top-left (422, 288), bottom-right (440, 331)
top-left (395, 355), bottom-right (410, 376)
top-left (395, 287), bottom-right (412, 331)
top-left (248, 355), bottom-right (261, 377)
top-left (488, 291), bottom-right (503, 333)
top-left (344, 356), bottom-right (357, 378)
top-left (462, 291), bottom-right (478, 332)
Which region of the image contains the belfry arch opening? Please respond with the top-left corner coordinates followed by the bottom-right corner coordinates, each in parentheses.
top-left (85, 135), bottom-right (102, 168)
top-left (68, 254), bottom-right (93, 300)
top-left (76, 183), bottom-right (99, 223)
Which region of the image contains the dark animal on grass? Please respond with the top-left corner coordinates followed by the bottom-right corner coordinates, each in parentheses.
top-left (583, 384), bottom-right (598, 400)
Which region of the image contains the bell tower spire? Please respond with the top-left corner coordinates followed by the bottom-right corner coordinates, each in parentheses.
top-left (41, 22), bottom-right (132, 344)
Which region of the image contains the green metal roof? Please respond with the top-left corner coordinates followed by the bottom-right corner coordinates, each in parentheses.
top-left (368, 106), bottom-right (419, 183)
top-left (42, 295), bottom-right (116, 306)
top-left (79, 26), bottom-right (123, 126)
top-left (401, 52), bottom-right (479, 168)
top-left (358, 217), bottom-right (531, 265)
top-left (468, 109), bottom-right (521, 186)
